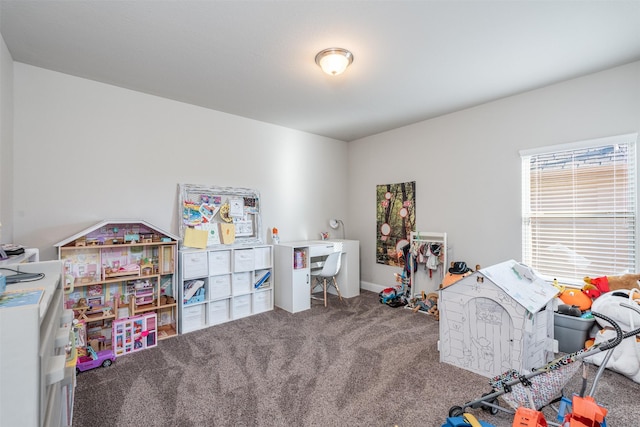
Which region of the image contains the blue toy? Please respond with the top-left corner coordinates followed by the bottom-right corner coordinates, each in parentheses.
top-left (442, 413), bottom-right (495, 427)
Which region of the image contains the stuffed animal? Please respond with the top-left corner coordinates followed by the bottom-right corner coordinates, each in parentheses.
top-left (583, 274), bottom-right (640, 298)
top-left (558, 288), bottom-right (592, 311)
top-left (426, 292), bottom-right (440, 320)
top-left (412, 291), bottom-right (439, 320)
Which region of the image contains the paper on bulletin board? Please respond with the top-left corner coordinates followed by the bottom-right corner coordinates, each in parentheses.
top-left (184, 227), bottom-right (208, 249)
top-left (199, 223), bottom-right (221, 246)
top-left (220, 223), bottom-right (236, 244)
top-left (229, 198), bottom-right (244, 217)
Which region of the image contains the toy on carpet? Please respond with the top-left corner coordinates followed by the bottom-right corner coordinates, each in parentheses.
top-left (379, 271), bottom-right (410, 307)
top-left (412, 291), bottom-right (439, 320)
top-left (582, 273), bottom-right (640, 299)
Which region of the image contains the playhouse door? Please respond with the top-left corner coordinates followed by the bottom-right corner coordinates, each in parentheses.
top-left (466, 297), bottom-right (514, 377)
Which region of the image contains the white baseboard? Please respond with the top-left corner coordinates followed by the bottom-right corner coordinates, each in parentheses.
top-left (360, 281), bottom-right (386, 294)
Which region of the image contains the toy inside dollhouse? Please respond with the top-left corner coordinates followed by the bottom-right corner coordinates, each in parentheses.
top-left (56, 220), bottom-right (179, 361)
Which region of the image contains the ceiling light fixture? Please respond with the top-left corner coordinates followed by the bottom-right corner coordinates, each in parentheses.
top-left (315, 48), bottom-right (354, 76)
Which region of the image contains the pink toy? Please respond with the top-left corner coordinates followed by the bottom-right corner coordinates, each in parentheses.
top-left (76, 348), bottom-right (115, 373)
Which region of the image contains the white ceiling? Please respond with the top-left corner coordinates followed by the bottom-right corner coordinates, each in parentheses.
top-left (1, 1), bottom-right (640, 142)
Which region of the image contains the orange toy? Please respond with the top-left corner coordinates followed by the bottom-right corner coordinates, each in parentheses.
top-left (512, 407), bottom-right (547, 427)
top-left (558, 288), bottom-right (592, 311)
top-left (562, 395), bottom-right (607, 427)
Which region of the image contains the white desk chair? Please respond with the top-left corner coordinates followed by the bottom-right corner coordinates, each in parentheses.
top-left (310, 251), bottom-right (343, 307)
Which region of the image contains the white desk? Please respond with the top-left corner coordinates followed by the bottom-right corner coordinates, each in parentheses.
top-left (274, 239), bottom-right (359, 313)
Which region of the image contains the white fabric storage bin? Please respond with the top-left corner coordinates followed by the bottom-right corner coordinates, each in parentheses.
top-left (253, 289), bottom-right (272, 314)
top-left (232, 272), bottom-right (251, 295)
top-left (181, 304), bottom-right (205, 333)
top-left (209, 274), bottom-right (232, 299)
top-left (209, 250), bottom-right (231, 275)
top-left (182, 251), bottom-right (208, 279)
top-left (232, 294), bottom-right (252, 319)
top-left (253, 246), bottom-right (272, 270)
top-left (208, 299), bottom-right (230, 325)
top-left (233, 249), bottom-right (255, 272)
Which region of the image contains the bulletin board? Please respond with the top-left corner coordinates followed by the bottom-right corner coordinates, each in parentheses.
top-left (178, 183), bottom-right (263, 248)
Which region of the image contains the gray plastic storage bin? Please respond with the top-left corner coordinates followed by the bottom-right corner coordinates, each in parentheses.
top-left (554, 312), bottom-right (595, 353)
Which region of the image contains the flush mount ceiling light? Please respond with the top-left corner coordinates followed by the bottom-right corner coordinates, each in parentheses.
top-left (315, 48), bottom-right (354, 76)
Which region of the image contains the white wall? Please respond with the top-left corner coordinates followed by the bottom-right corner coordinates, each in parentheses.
top-left (0, 32), bottom-right (14, 243)
top-left (8, 58), bottom-right (640, 291)
top-left (12, 63), bottom-right (348, 260)
top-left (349, 61), bottom-right (640, 292)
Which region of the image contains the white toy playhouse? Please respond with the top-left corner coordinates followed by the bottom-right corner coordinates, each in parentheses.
top-left (438, 259), bottom-right (558, 378)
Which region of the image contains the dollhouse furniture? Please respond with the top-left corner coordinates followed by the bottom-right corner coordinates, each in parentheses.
top-left (112, 313), bottom-right (157, 357)
top-left (438, 259), bottom-right (558, 378)
top-left (0, 260), bottom-right (76, 427)
top-left (55, 220), bottom-right (179, 340)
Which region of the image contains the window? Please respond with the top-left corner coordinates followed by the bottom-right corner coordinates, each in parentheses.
top-left (521, 133), bottom-right (637, 284)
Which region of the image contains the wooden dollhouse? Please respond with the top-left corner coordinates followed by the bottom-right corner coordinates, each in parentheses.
top-left (438, 259), bottom-right (558, 378)
top-left (55, 220), bottom-right (180, 358)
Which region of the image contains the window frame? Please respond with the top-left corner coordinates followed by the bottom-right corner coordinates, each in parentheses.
top-left (520, 133), bottom-right (638, 285)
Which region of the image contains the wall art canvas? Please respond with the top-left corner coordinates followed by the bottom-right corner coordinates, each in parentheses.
top-left (376, 181), bottom-right (416, 266)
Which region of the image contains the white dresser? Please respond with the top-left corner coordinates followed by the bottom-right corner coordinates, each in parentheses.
top-left (0, 260), bottom-right (75, 427)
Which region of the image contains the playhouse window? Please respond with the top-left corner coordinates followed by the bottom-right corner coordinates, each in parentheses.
top-left (521, 133), bottom-right (637, 284)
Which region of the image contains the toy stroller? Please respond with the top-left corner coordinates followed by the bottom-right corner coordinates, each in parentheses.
top-left (448, 304), bottom-right (640, 427)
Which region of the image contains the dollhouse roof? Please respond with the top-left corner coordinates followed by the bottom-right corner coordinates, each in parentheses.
top-left (53, 219), bottom-right (180, 247)
top-left (442, 259), bottom-right (559, 313)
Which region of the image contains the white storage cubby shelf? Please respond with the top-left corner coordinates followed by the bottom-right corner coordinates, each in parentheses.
top-left (179, 244), bottom-right (274, 333)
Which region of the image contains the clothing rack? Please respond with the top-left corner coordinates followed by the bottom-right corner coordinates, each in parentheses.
top-left (408, 231), bottom-right (447, 299)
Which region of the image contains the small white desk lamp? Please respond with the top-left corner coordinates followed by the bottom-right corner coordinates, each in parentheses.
top-left (329, 219), bottom-right (345, 239)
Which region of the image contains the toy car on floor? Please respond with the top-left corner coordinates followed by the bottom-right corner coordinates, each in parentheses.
top-left (76, 348), bottom-right (115, 373)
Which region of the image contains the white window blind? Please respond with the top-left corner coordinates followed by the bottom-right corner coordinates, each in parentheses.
top-left (521, 133), bottom-right (637, 284)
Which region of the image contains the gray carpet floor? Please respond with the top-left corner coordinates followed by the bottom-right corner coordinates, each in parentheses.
top-left (72, 290), bottom-right (640, 426)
